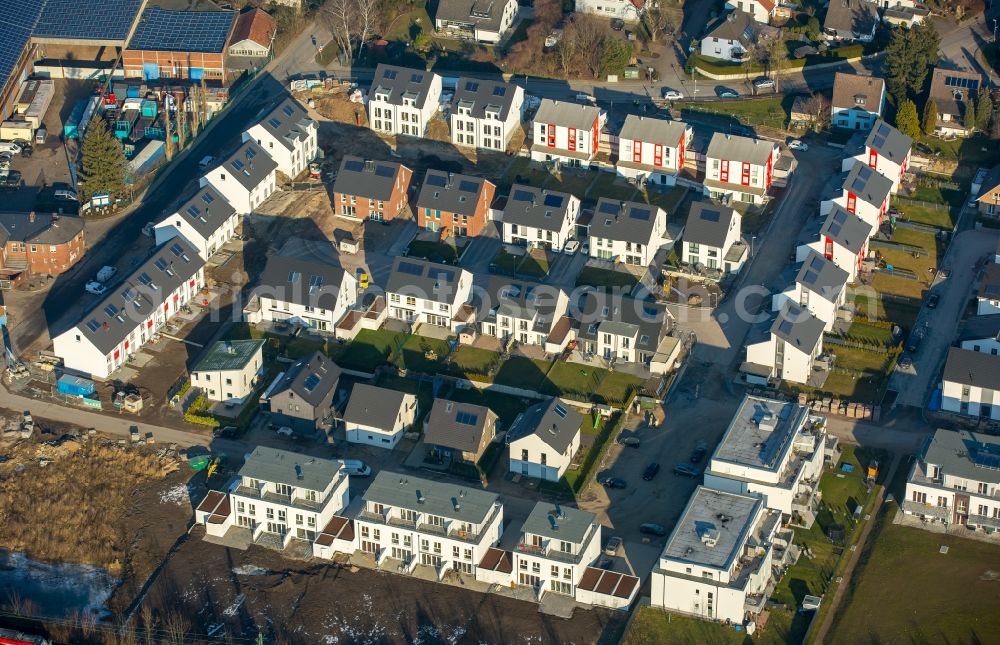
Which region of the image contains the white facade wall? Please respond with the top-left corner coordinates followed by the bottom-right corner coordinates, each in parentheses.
top-left (650, 570), bottom-right (756, 623)
top-left (705, 451), bottom-right (824, 516)
top-left (941, 378), bottom-right (1000, 420)
top-left (977, 297), bottom-right (1000, 316)
top-left (201, 167), bottom-right (277, 215)
top-left (960, 337), bottom-right (1000, 354)
top-left (386, 271), bottom-right (473, 331)
top-left (254, 276), bottom-right (358, 332)
top-left (502, 198), bottom-right (581, 252)
top-left (831, 106), bottom-right (881, 131)
top-left (450, 87), bottom-right (524, 151)
top-left (574, 0), bottom-right (643, 21)
top-left (191, 351), bottom-right (263, 403)
top-left (842, 148), bottom-right (908, 194)
top-left (821, 194), bottom-right (883, 232)
top-left (368, 76), bottom-right (444, 137)
top-left (904, 476), bottom-right (1000, 527)
top-left (512, 526), bottom-right (601, 597)
top-left (796, 238), bottom-right (864, 283)
top-left (700, 37), bottom-right (747, 62)
top-left (244, 119), bottom-right (319, 178)
top-left (744, 334), bottom-right (817, 385)
top-left (682, 212), bottom-right (743, 272)
top-left (530, 117), bottom-right (601, 166)
top-left (771, 284), bottom-right (842, 331)
top-left (588, 209), bottom-right (667, 266)
top-left (229, 475), bottom-right (350, 545)
top-left (154, 210), bottom-right (241, 260)
top-left (727, 0), bottom-right (773, 22)
top-left (509, 432), bottom-right (580, 481)
top-left (344, 393), bottom-right (418, 449)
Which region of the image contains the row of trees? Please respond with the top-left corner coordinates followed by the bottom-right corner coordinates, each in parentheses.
top-left (320, 0), bottom-right (381, 63)
top-left (883, 21), bottom-right (941, 105)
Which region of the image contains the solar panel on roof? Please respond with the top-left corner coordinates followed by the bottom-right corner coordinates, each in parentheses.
top-left (944, 75), bottom-right (979, 90)
top-left (512, 189), bottom-right (533, 202)
top-left (397, 261), bottom-right (425, 276)
top-left (186, 205), bottom-right (200, 218)
top-left (973, 451), bottom-right (1000, 470)
top-left (464, 81), bottom-right (479, 92)
top-left (810, 256), bottom-right (824, 270)
top-left (459, 180), bottom-right (479, 193)
top-left (35, 0), bottom-right (143, 41)
top-left (803, 270), bottom-right (818, 285)
top-left (154, 258), bottom-right (169, 271)
top-left (104, 304), bottom-right (119, 318)
top-left (426, 174), bottom-right (447, 187)
top-left (828, 221), bottom-right (843, 237)
top-left (170, 243), bottom-right (184, 256)
top-left (138, 272), bottom-right (153, 287)
top-left (384, 69), bottom-right (398, 80)
top-left (493, 86), bottom-right (506, 97)
top-left (599, 201), bottom-right (619, 215)
top-left (232, 159), bottom-right (245, 171)
top-left (245, 147), bottom-right (257, 159)
top-left (700, 209), bottom-right (721, 222)
top-left (268, 117), bottom-right (281, 128)
top-left (86, 319), bottom-right (101, 332)
top-left (374, 165), bottom-right (395, 178)
top-left (456, 411), bottom-right (478, 426)
top-left (411, 73), bottom-right (423, 83)
top-left (201, 192), bottom-right (215, 205)
top-left (128, 7), bottom-right (235, 54)
top-left (778, 319), bottom-right (793, 335)
top-left (554, 404), bottom-right (568, 418)
top-left (282, 105), bottom-right (295, 117)
top-left (303, 373), bottom-right (321, 392)
top-left (344, 159), bottom-right (364, 172)
top-left (630, 207), bottom-right (651, 221)
top-left (543, 194), bottom-right (564, 208)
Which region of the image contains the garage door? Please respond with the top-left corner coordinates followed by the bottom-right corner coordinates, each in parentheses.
top-left (142, 63), bottom-right (159, 80)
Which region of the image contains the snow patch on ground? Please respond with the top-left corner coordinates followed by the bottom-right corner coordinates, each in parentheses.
top-left (232, 564), bottom-right (270, 576)
top-left (223, 593), bottom-right (245, 617)
top-left (159, 484), bottom-right (189, 506)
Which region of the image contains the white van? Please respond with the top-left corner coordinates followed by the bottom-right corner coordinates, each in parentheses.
top-left (340, 459), bottom-right (371, 477)
top-left (0, 141), bottom-right (22, 155)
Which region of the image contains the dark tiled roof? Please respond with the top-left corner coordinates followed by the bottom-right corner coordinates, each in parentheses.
top-left (211, 140), bottom-right (277, 191)
top-left (385, 257), bottom-right (470, 305)
top-left (684, 200), bottom-right (737, 247)
top-left (416, 170), bottom-right (493, 217)
top-left (342, 383), bottom-right (413, 431)
top-left (0, 212), bottom-right (83, 245)
top-left (254, 98), bottom-right (313, 152)
top-left (269, 351), bottom-right (342, 408)
top-left (590, 198), bottom-right (664, 245)
top-left (450, 76), bottom-right (519, 121)
top-left (160, 185), bottom-right (236, 239)
top-left (254, 254), bottom-right (350, 311)
top-left (332, 156), bottom-right (409, 201)
top-left (503, 184), bottom-right (575, 231)
top-left (943, 346), bottom-right (1000, 390)
top-left (424, 398), bottom-right (495, 454)
top-left (508, 398), bottom-right (582, 453)
top-left (369, 64), bottom-right (439, 108)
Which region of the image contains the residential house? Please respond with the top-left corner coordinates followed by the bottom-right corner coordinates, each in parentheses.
top-left (508, 398), bottom-right (583, 482)
top-left (958, 314), bottom-right (1000, 355)
top-left (385, 257), bottom-right (474, 331)
top-left (882, 4), bottom-right (929, 27)
top-left (703, 133), bottom-right (779, 204)
top-left (615, 114), bottom-right (692, 186)
top-left (822, 0), bottom-right (878, 42)
top-left (0, 211), bottom-right (85, 278)
top-left (243, 98), bottom-right (318, 179)
top-left (513, 502), bottom-right (603, 599)
top-left (530, 99), bottom-right (605, 168)
top-left (940, 347), bottom-right (1000, 421)
top-left (243, 254), bottom-right (358, 332)
top-left (651, 487), bottom-right (782, 623)
top-left (743, 301), bottom-right (826, 385)
top-left (190, 339), bottom-right (264, 403)
top-left (501, 184), bottom-right (581, 252)
top-left (263, 351), bottom-right (342, 433)
top-left (830, 72), bottom-right (886, 131)
top-left (423, 399), bottom-right (498, 464)
top-left (416, 170), bottom-right (496, 237)
top-left (196, 446), bottom-right (351, 548)
top-left (153, 185), bottom-right (239, 260)
top-left (353, 471), bottom-right (504, 578)
top-left (977, 263), bottom-right (1000, 315)
top-left (726, 0), bottom-right (776, 23)
top-left (367, 64), bottom-right (443, 137)
top-left (200, 140), bottom-right (278, 215)
top-left (822, 160), bottom-right (892, 231)
top-left (123, 7), bottom-right (237, 82)
top-left (682, 200), bottom-right (747, 274)
top-left (842, 119), bottom-right (912, 194)
top-left (478, 277), bottom-right (570, 350)
top-left (700, 10), bottom-right (757, 62)
top-left (928, 67), bottom-right (981, 138)
top-left (796, 205), bottom-right (872, 283)
top-left (227, 8), bottom-right (277, 58)
top-left (573, 292), bottom-right (672, 371)
top-left (772, 252), bottom-right (849, 331)
top-left (434, 0), bottom-right (519, 44)
top-left (574, 0), bottom-right (646, 21)
top-left (903, 429), bottom-right (1000, 531)
top-left (342, 384), bottom-right (418, 449)
top-left (332, 156), bottom-right (413, 222)
top-left (975, 164), bottom-right (1000, 218)
top-left (704, 395), bottom-right (828, 521)
top-left (587, 198), bottom-right (667, 266)
top-left (52, 238), bottom-right (205, 380)
top-left (450, 77), bottom-right (524, 150)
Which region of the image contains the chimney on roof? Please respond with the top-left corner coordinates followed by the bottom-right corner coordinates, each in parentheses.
top-left (365, 160), bottom-right (375, 172)
top-left (452, 496), bottom-right (461, 511)
top-left (28, 212), bottom-right (35, 223)
top-left (295, 463), bottom-right (303, 480)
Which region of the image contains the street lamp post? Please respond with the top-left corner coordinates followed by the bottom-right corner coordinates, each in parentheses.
top-left (751, 235), bottom-right (757, 257)
top-left (993, 18), bottom-right (998, 42)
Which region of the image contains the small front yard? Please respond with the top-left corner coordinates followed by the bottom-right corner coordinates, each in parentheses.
top-left (442, 345), bottom-right (501, 380)
top-left (575, 265), bottom-right (640, 290)
top-left (850, 293), bottom-right (920, 328)
top-left (587, 172), bottom-right (639, 202)
top-left (894, 201), bottom-right (956, 229)
top-left (640, 185), bottom-right (692, 225)
top-left (542, 361), bottom-right (604, 399)
top-left (871, 227), bottom-right (939, 301)
top-left (676, 95), bottom-right (788, 128)
top-left (845, 320), bottom-right (896, 345)
top-left (491, 248), bottom-right (549, 277)
top-left (624, 605), bottom-right (797, 645)
top-left (406, 239), bottom-right (466, 264)
top-left (393, 334), bottom-right (452, 373)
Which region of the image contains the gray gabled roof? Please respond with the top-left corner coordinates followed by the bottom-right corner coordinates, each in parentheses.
top-left (796, 252), bottom-right (849, 301)
top-left (450, 77), bottom-right (519, 121)
top-left (590, 198), bottom-right (664, 245)
top-left (842, 159), bottom-right (892, 208)
top-left (161, 185), bottom-right (236, 239)
top-left (831, 72), bottom-right (884, 112)
top-left (819, 205), bottom-right (871, 254)
top-left (342, 383), bottom-right (413, 431)
top-left (0, 211), bottom-right (84, 246)
top-left (211, 140), bottom-right (277, 191)
top-left (706, 132), bottom-right (775, 166)
top-left (574, 292), bottom-right (669, 350)
top-left (943, 347), bottom-right (1000, 391)
top-left (823, 0), bottom-right (877, 37)
top-left (385, 256), bottom-right (470, 304)
top-left (424, 398), bottom-right (496, 454)
top-left (771, 302), bottom-right (824, 353)
top-left (521, 501), bottom-right (595, 544)
top-left (254, 254), bottom-right (350, 311)
top-left (864, 119), bottom-right (911, 164)
top-left (435, 0), bottom-right (509, 32)
top-left (369, 64), bottom-right (439, 108)
top-left (958, 314), bottom-right (1000, 343)
top-left (922, 429), bottom-right (1000, 485)
top-left (534, 98), bottom-right (601, 131)
top-left (503, 184), bottom-right (575, 231)
top-left (73, 237), bottom-right (204, 355)
top-left (254, 97), bottom-right (314, 152)
top-left (509, 398), bottom-right (583, 453)
top-left (704, 9), bottom-right (756, 45)
top-left (332, 156), bottom-right (409, 201)
top-left (362, 470), bottom-right (499, 524)
top-left (240, 446), bottom-right (343, 492)
top-left (269, 351), bottom-right (342, 408)
top-left (619, 114), bottom-right (689, 147)
top-left (482, 276), bottom-right (566, 322)
top-left (684, 200), bottom-right (738, 247)
top-left (416, 170), bottom-right (493, 217)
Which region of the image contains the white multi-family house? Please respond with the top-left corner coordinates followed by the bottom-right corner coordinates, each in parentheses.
top-left (479, 277), bottom-right (571, 351)
top-left (903, 428), bottom-right (1000, 532)
top-left (196, 446), bottom-right (351, 548)
top-left (821, 160), bottom-right (892, 232)
top-left (842, 119), bottom-right (911, 194)
top-left (651, 487), bottom-right (782, 623)
top-left (616, 115), bottom-right (692, 186)
top-left (52, 238), bottom-right (205, 380)
top-left (830, 72), bottom-right (886, 131)
top-left (796, 205), bottom-right (872, 283)
top-left (530, 99), bottom-right (605, 168)
top-left (726, 0), bottom-right (776, 23)
top-left (367, 64), bottom-right (443, 137)
top-left (243, 98), bottom-right (318, 179)
top-left (941, 347), bottom-right (1000, 421)
top-left (201, 140), bottom-right (278, 215)
top-left (976, 263), bottom-right (1000, 315)
top-left (513, 502), bottom-right (603, 600)
top-left (385, 257), bottom-right (474, 331)
top-left (353, 471), bottom-right (504, 578)
top-left (682, 200), bottom-right (747, 274)
top-left (342, 384), bottom-right (419, 449)
top-left (434, 0), bottom-right (519, 43)
top-left (190, 339), bottom-right (265, 403)
top-left (153, 185), bottom-right (239, 260)
top-left (772, 252), bottom-right (849, 332)
top-left (449, 77), bottom-right (524, 151)
top-left (243, 254), bottom-right (358, 333)
top-left (574, 0), bottom-right (646, 21)
top-left (574, 292), bottom-right (673, 373)
top-left (700, 10), bottom-right (757, 62)
top-left (508, 398), bottom-right (583, 482)
top-left (704, 395), bottom-right (828, 522)
top-left (704, 133), bottom-right (779, 204)
top-left (588, 198), bottom-right (668, 266)
top-left (501, 184), bottom-right (580, 252)
top-left (743, 301), bottom-right (826, 385)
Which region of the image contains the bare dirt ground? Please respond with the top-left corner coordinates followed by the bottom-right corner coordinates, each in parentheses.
top-left (140, 537), bottom-right (628, 645)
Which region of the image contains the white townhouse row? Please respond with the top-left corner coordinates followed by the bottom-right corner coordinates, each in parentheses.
top-left (771, 252), bottom-right (849, 333)
top-left (682, 200), bottom-right (747, 275)
top-left (450, 76), bottom-right (524, 151)
top-left (243, 253), bottom-right (358, 333)
top-left (501, 184), bottom-right (580, 252)
top-left (727, 0), bottom-right (776, 23)
top-left (588, 198), bottom-right (668, 267)
top-left (367, 64), bottom-right (443, 137)
top-left (703, 133), bottom-right (779, 205)
top-left (821, 160), bottom-right (892, 233)
top-left (530, 99), bottom-right (605, 168)
top-left (243, 97), bottom-right (319, 179)
top-left (384, 257), bottom-right (474, 331)
top-left (940, 346), bottom-right (1000, 421)
top-left (53, 238), bottom-right (205, 380)
top-left (743, 301), bottom-right (826, 386)
top-left (616, 114), bottom-right (692, 187)
top-left (478, 277), bottom-right (571, 351)
top-left (153, 185), bottom-right (240, 261)
top-left (795, 205), bottom-right (872, 283)
top-left (201, 139), bottom-right (278, 215)
top-left (841, 118), bottom-right (911, 194)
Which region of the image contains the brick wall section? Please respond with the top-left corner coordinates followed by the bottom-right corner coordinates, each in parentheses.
top-left (332, 165), bottom-right (413, 221)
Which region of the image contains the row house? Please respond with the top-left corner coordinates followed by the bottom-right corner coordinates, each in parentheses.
top-left (941, 347), bottom-right (1000, 421)
top-left (651, 487), bottom-right (782, 623)
top-left (704, 395), bottom-right (828, 523)
top-left (0, 211), bottom-right (85, 278)
top-left (512, 503), bottom-right (603, 600)
top-left (743, 301), bottom-right (826, 385)
top-left (821, 160), bottom-right (892, 232)
top-left (478, 277), bottom-right (570, 350)
top-left (332, 157), bottom-right (413, 222)
top-left (342, 384), bottom-right (419, 450)
top-left (903, 429), bottom-right (1000, 531)
top-left (615, 114), bottom-right (691, 186)
top-left (190, 339), bottom-right (265, 403)
top-left (449, 77), bottom-right (523, 151)
top-left (958, 315), bottom-right (1000, 355)
top-left (977, 263), bottom-right (1000, 316)
top-left (243, 97), bottom-right (318, 179)
top-left (587, 198), bottom-right (668, 266)
top-left (530, 99), bottom-right (605, 168)
top-left (243, 254), bottom-right (358, 332)
top-left (53, 238), bottom-right (205, 380)
top-left (263, 351), bottom-right (342, 433)
top-left (201, 140), bottom-right (278, 215)
top-left (842, 119), bottom-right (911, 194)
top-left (416, 170), bottom-right (495, 237)
top-left (830, 72), bottom-right (885, 131)
top-left (795, 205), bottom-right (872, 283)
top-left (154, 185), bottom-right (239, 260)
top-left (501, 184), bottom-right (580, 252)
top-left (367, 64), bottom-right (443, 137)
top-left (508, 398), bottom-right (584, 482)
top-left (771, 252), bottom-right (849, 332)
top-left (196, 446), bottom-right (351, 547)
top-left (385, 257), bottom-right (474, 331)
top-left (682, 200), bottom-right (747, 275)
top-left (703, 133), bottom-right (778, 204)
top-left (573, 292), bottom-right (672, 371)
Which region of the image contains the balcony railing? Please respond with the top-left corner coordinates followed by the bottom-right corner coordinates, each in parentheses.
top-left (235, 485), bottom-right (329, 513)
top-left (516, 542), bottom-right (580, 564)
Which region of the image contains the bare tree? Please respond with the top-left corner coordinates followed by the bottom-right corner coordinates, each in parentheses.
top-left (645, 2), bottom-right (673, 43)
top-left (557, 30), bottom-right (578, 76)
top-left (764, 36), bottom-right (789, 92)
top-left (806, 92), bottom-right (831, 130)
top-left (354, 0), bottom-right (380, 60)
top-left (321, 0), bottom-right (355, 64)
top-left (567, 15), bottom-right (607, 79)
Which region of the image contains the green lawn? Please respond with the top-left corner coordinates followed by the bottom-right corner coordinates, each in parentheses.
top-left (375, 373), bottom-right (436, 417)
top-left (624, 605), bottom-right (798, 645)
top-left (492, 249), bottom-right (549, 277)
top-left (588, 173), bottom-right (639, 202)
top-left (594, 371), bottom-right (648, 405)
top-left (443, 345), bottom-right (500, 379)
top-left (542, 361), bottom-right (605, 399)
top-left (640, 185), bottom-right (690, 221)
top-left (393, 334), bottom-right (452, 373)
top-left (406, 240), bottom-right (465, 264)
top-left (492, 355), bottom-right (551, 391)
top-left (850, 293), bottom-right (920, 328)
top-left (543, 169), bottom-right (594, 197)
top-left (575, 265), bottom-right (640, 290)
top-left (334, 328), bottom-right (407, 372)
top-left (872, 228), bottom-right (938, 300)
top-left (826, 344), bottom-right (893, 372)
top-left (895, 202), bottom-right (955, 229)
top-left (676, 96), bottom-right (787, 126)
top-left (384, 6), bottom-right (432, 42)
top-left (845, 321), bottom-right (896, 345)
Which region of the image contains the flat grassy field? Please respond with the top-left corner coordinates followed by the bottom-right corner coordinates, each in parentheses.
top-left (826, 344), bottom-right (893, 372)
top-left (542, 361), bottom-right (605, 398)
top-left (588, 172), bottom-right (638, 202)
top-left (872, 228), bottom-right (938, 300)
top-left (406, 240), bottom-right (464, 263)
top-left (624, 604), bottom-right (797, 645)
top-left (575, 265), bottom-right (640, 290)
top-left (393, 334), bottom-right (451, 373)
top-left (845, 320), bottom-right (896, 344)
top-left (492, 355), bottom-right (550, 391)
top-left (444, 345), bottom-right (500, 379)
top-left (897, 203), bottom-right (955, 229)
top-left (334, 328), bottom-right (406, 371)
top-left (850, 293), bottom-right (920, 328)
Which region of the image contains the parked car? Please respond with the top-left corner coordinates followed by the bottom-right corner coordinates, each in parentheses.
top-left (213, 426), bottom-right (239, 439)
top-left (341, 459), bottom-right (372, 477)
top-left (788, 139), bottom-right (809, 151)
top-left (581, 242), bottom-right (590, 254)
top-left (53, 189), bottom-right (78, 202)
top-left (715, 86), bottom-right (739, 98)
top-left (898, 355), bottom-right (913, 370)
top-left (565, 240), bottom-right (580, 254)
top-left (85, 281), bottom-right (107, 295)
top-left (0, 141), bottom-right (22, 155)
top-left (96, 265), bottom-right (117, 283)
top-left (198, 155), bottom-right (215, 170)
top-left (600, 476), bottom-right (627, 489)
top-left (642, 462), bottom-right (661, 481)
top-left (661, 88), bottom-right (683, 100)
top-left (752, 77), bottom-right (775, 90)
top-left (690, 442), bottom-right (707, 463)
top-left (604, 536), bottom-right (623, 556)
top-left (15, 141), bottom-right (32, 157)
top-left (575, 93), bottom-right (596, 103)
top-left (276, 426), bottom-right (294, 437)
top-left (0, 170), bottom-right (21, 190)
top-left (674, 463), bottom-right (700, 477)
top-left (356, 268), bottom-right (370, 289)
top-left (619, 436), bottom-right (640, 447)
top-left (926, 293), bottom-right (940, 309)
top-left (611, 18), bottom-right (625, 31)
top-left (639, 523), bottom-right (668, 537)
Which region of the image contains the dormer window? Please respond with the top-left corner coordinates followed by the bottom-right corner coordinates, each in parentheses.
top-left (853, 95), bottom-right (866, 106)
